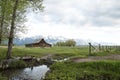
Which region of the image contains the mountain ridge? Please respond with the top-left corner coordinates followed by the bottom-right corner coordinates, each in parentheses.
top-left (13, 36), bottom-right (115, 46)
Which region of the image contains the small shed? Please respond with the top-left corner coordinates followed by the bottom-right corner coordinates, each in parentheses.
top-left (25, 38), bottom-right (52, 47)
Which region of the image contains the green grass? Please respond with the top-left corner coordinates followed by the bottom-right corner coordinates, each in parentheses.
top-left (0, 47), bottom-right (7, 60)
top-left (0, 46), bottom-right (89, 60)
top-left (44, 60), bottom-right (120, 80)
top-left (0, 46), bottom-right (120, 80)
top-left (0, 74), bottom-right (7, 80)
top-left (0, 46), bottom-right (120, 60)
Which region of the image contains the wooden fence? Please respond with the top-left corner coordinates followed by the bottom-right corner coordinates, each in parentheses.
top-left (88, 43), bottom-right (120, 55)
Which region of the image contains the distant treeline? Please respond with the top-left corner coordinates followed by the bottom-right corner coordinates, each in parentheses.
top-left (54, 39), bottom-right (76, 47)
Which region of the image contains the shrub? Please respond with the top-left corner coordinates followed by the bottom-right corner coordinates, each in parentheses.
top-left (54, 39), bottom-right (76, 47)
top-left (9, 60), bottom-right (26, 69)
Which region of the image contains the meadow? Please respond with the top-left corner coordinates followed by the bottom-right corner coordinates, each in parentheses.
top-left (0, 46), bottom-right (120, 80)
top-left (0, 45), bottom-right (119, 60)
top-left (0, 46), bottom-right (89, 60)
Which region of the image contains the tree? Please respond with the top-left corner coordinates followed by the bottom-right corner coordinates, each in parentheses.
top-left (54, 39), bottom-right (76, 47)
top-left (0, 0), bottom-right (14, 44)
top-left (55, 42), bottom-right (66, 46)
top-left (6, 0), bottom-right (19, 59)
top-left (65, 39), bottom-right (76, 47)
top-left (0, 0), bottom-right (7, 44)
top-left (6, 0), bottom-right (44, 59)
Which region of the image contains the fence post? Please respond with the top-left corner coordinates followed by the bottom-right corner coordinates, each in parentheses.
top-left (101, 46), bottom-right (103, 51)
top-left (109, 46), bottom-right (111, 51)
top-left (106, 46), bottom-right (107, 51)
top-left (99, 44), bottom-right (101, 51)
top-left (89, 43), bottom-right (91, 55)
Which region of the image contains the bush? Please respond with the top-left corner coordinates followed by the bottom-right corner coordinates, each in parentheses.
top-left (54, 39), bottom-right (76, 47)
top-left (9, 60), bottom-right (26, 69)
top-left (65, 39), bottom-right (76, 47)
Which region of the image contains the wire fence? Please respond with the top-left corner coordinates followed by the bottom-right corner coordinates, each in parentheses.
top-left (88, 43), bottom-right (120, 55)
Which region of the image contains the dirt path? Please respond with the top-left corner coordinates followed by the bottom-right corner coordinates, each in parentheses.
top-left (72, 54), bottom-right (120, 63)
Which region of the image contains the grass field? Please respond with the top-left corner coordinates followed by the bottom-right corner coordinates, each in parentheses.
top-left (0, 46), bottom-right (119, 60)
top-left (0, 46), bottom-right (88, 59)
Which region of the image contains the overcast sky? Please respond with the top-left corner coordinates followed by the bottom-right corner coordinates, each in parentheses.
top-left (23, 0), bottom-right (120, 44)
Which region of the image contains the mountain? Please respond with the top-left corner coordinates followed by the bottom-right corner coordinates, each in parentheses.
top-left (13, 35), bottom-right (115, 46)
top-left (13, 36), bottom-right (91, 46)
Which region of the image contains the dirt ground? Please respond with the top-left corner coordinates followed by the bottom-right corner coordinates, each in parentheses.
top-left (72, 54), bottom-right (120, 62)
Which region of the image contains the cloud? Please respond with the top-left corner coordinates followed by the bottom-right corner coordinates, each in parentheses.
top-left (24, 21), bottom-right (120, 44)
top-left (40, 0), bottom-right (120, 27)
top-left (24, 0), bottom-right (120, 44)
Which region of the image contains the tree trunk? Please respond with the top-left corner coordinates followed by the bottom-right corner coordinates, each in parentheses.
top-left (6, 0), bottom-right (19, 59)
top-left (0, 0), bottom-right (7, 45)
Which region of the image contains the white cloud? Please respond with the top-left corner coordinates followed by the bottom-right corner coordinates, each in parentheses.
top-left (23, 0), bottom-right (120, 44)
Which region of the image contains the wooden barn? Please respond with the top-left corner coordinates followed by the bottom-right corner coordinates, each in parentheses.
top-left (25, 38), bottom-right (52, 47)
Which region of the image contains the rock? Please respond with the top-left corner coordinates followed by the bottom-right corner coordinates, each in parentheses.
top-left (40, 58), bottom-right (54, 65)
top-left (0, 59), bottom-right (9, 69)
top-left (22, 56), bottom-right (33, 61)
top-left (36, 58), bottom-right (40, 62)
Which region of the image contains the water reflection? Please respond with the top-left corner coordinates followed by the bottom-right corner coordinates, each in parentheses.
top-left (2, 65), bottom-right (50, 80)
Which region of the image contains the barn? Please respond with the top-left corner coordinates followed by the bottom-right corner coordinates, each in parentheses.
top-left (25, 38), bottom-right (52, 47)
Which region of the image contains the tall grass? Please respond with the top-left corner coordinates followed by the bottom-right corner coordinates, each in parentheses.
top-left (0, 47), bottom-right (7, 60)
top-left (44, 61), bottom-right (120, 80)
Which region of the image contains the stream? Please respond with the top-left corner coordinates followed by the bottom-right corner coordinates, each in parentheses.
top-left (1, 65), bottom-right (50, 80)
top-left (0, 58), bottom-right (69, 80)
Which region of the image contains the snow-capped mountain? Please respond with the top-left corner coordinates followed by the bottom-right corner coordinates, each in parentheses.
top-left (13, 35), bottom-right (90, 46)
top-left (12, 35), bottom-right (115, 46)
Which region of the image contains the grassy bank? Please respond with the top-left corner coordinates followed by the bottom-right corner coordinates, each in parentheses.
top-left (44, 60), bottom-right (120, 80)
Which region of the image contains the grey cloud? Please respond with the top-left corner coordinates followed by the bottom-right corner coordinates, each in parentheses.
top-left (90, 17), bottom-right (117, 27)
top-left (81, 0), bottom-right (120, 26)
top-left (33, 0), bottom-right (120, 27)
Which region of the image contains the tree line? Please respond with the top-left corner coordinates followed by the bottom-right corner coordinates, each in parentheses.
top-left (0, 0), bottom-right (44, 59)
top-left (54, 39), bottom-right (76, 47)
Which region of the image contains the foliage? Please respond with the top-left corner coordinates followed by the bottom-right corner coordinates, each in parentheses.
top-left (0, 0), bottom-right (44, 59)
top-left (55, 39), bottom-right (76, 47)
top-left (9, 60), bottom-right (26, 69)
top-left (0, 0), bottom-right (44, 42)
top-left (44, 61), bottom-right (120, 80)
top-left (65, 39), bottom-right (76, 47)
top-left (54, 42), bottom-right (66, 46)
